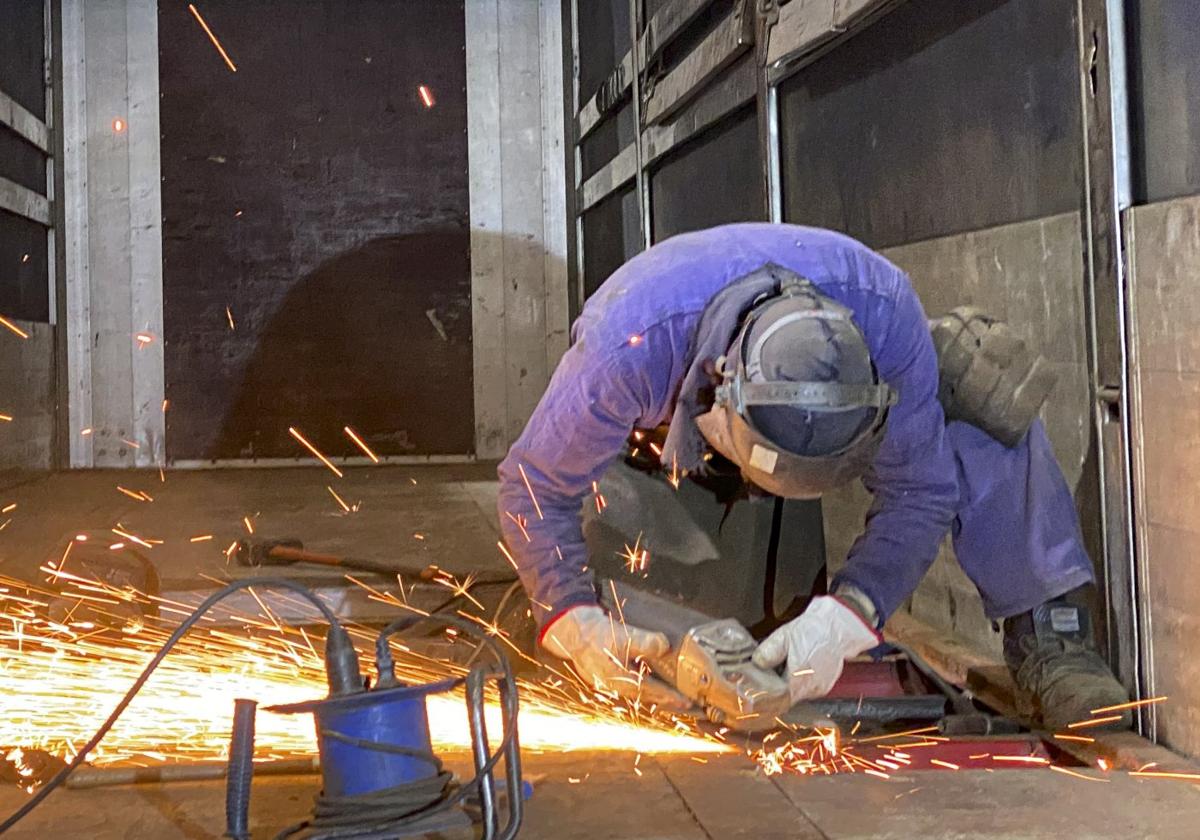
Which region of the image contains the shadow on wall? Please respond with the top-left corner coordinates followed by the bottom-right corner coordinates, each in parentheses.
top-left (210, 229), bottom-right (474, 460)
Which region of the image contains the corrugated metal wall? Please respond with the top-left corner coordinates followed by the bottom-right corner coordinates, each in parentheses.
top-left (1125, 0), bottom-right (1200, 758)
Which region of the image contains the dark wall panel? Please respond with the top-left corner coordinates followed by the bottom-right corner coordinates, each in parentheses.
top-left (0, 212), bottom-right (48, 323)
top-left (582, 186), bottom-right (640, 298)
top-left (578, 0), bottom-right (630, 104)
top-left (159, 0), bottom-right (472, 460)
top-left (779, 0), bottom-right (1081, 249)
top-left (1129, 0), bottom-right (1200, 204)
top-left (651, 107), bottom-right (764, 243)
top-left (0, 0), bottom-right (48, 323)
top-left (0, 0), bottom-right (46, 119)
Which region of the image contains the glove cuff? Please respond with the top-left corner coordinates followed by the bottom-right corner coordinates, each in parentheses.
top-left (538, 601), bottom-right (600, 648)
top-left (827, 594), bottom-right (884, 650)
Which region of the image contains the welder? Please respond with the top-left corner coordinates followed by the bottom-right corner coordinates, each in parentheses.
top-left (497, 223), bottom-right (1129, 731)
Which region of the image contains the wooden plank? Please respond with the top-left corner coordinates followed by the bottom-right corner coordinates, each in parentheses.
top-left (0, 175), bottom-right (50, 225)
top-left (539, 0), bottom-right (571, 373)
top-left (0, 87), bottom-right (50, 152)
top-left (642, 9), bottom-right (753, 126)
top-left (886, 610), bottom-right (1193, 773)
top-left (466, 0), bottom-right (508, 459)
top-left (498, 0), bottom-right (551, 446)
top-left (658, 755), bottom-right (826, 839)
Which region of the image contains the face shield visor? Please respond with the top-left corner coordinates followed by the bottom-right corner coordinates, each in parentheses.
top-left (696, 272), bottom-right (896, 499)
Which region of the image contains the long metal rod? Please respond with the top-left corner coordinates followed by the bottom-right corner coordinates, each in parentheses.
top-left (1075, 0), bottom-right (1141, 717)
top-left (629, 0), bottom-right (652, 251)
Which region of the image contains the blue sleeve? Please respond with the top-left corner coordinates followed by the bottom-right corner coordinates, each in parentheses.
top-left (830, 282), bottom-right (959, 623)
top-left (497, 341), bottom-right (653, 629)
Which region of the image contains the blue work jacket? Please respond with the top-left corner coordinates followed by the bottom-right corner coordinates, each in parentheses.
top-left (497, 223), bottom-right (958, 630)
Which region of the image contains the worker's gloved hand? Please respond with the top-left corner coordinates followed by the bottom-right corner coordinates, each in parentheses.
top-left (541, 605), bottom-right (690, 711)
top-left (751, 596), bottom-right (882, 703)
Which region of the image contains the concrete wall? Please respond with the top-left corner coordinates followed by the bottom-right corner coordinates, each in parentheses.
top-left (1127, 194), bottom-right (1200, 757)
top-left (0, 318), bottom-right (55, 478)
top-left (59, 0), bottom-right (164, 468)
top-left (823, 212), bottom-right (1091, 655)
top-left (466, 0), bottom-right (570, 459)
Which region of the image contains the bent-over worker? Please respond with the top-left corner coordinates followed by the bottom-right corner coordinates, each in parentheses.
top-left (497, 223), bottom-right (1129, 730)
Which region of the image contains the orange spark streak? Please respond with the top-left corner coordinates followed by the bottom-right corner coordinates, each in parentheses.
top-left (504, 512), bottom-right (531, 542)
top-left (1, 503), bottom-right (15, 514)
top-left (116, 486), bottom-right (147, 502)
top-left (1067, 714), bottom-right (1123, 729)
top-left (327, 486), bottom-right (351, 513)
top-left (225, 306), bottom-right (236, 330)
top-left (187, 4), bottom-right (238, 72)
top-left (343, 426), bottom-right (380, 463)
top-left (857, 726), bottom-right (938, 743)
top-left (497, 541), bottom-right (518, 571)
top-left (517, 464), bottom-right (544, 519)
top-left (288, 427), bottom-right (343, 478)
top-left (418, 85), bottom-right (435, 108)
top-left (992, 755), bottom-right (1049, 765)
top-left (1049, 765), bottom-right (1110, 783)
top-left (1129, 771), bottom-right (1200, 782)
top-left (0, 414), bottom-right (12, 422)
top-left (929, 759), bottom-right (960, 770)
top-left (1053, 733), bottom-right (1096, 743)
top-left (1090, 695), bottom-right (1167, 715)
top-left (0, 316), bottom-right (29, 339)
top-left (243, 516), bottom-right (255, 534)
top-left (189, 535), bottom-right (213, 543)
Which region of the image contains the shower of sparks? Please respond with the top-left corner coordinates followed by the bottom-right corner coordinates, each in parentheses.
top-left (288, 427), bottom-right (344, 478)
top-left (0, 570), bottom-right (725, 774)
top-left (187, 4), bottom-right (238, 73)
top-left (343, 426), bottom-right (380, 463)
top-left (0, 316), bottom-right (29, 339)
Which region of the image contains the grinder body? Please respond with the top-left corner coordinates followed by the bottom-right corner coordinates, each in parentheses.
top-left (600, 580), bottom-right (791, 730)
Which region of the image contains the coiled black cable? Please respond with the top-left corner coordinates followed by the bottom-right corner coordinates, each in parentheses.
top-left (275, 614), bottom-right (521, 840)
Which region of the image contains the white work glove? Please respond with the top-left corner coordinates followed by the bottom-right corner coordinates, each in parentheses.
top-left (542, 605), bottom-right (690, 710)
top-left (751, 595), bottom-right (882, 703)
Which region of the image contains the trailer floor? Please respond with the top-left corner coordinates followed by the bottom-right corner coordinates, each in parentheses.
top-left (2, 750), bottom-right (1200, 839)
top-left (2, 466), bottom-right (1200, 837)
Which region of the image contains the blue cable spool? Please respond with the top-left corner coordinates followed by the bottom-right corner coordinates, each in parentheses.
top-left (271, 676), bottom-right (459, 798)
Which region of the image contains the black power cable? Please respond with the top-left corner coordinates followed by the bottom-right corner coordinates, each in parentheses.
top-left (0, 577), bottom-right (358, 836)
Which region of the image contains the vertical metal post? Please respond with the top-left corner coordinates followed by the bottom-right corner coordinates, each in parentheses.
top-left (568, 0), bottom-right (586, 314)
top-left (1075, 0), bottom-right (1141, 716)
top-left (766, 83), bottom-right (782, 223)
top-left (754, 1), bottom-right (779, 222)
top-left (628, 0), bottom-right (651, 250)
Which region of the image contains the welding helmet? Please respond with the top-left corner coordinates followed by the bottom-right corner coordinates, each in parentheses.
top-left (696, 267), bottom-right (896, 499)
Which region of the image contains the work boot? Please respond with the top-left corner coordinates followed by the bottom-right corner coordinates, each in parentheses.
top-left (1003, 599), bottom-right (1131, 731)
